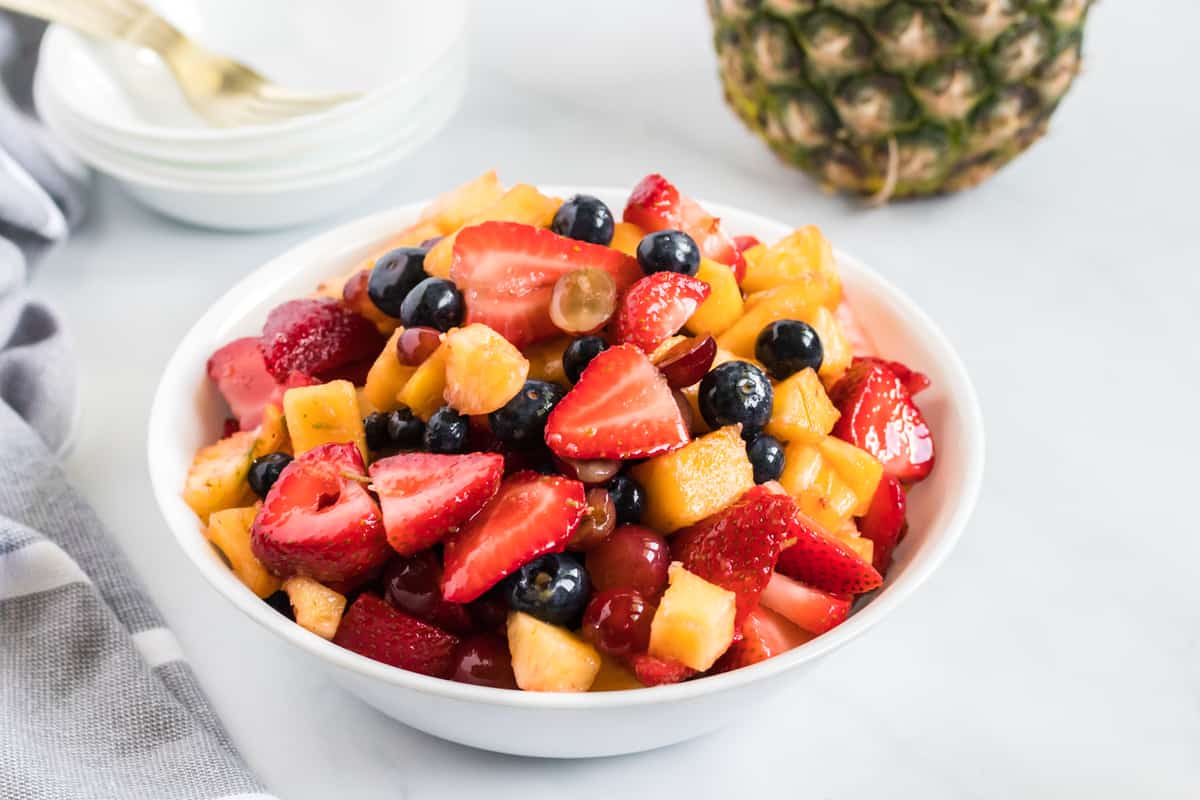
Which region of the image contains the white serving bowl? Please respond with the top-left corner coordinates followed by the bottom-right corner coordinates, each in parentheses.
top-left (147, 190), bottom-right (985, 757)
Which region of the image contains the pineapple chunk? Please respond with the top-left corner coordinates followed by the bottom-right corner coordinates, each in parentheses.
top-left (741, 225), bottom-right (841, 304)
top-left (589, 655), bottom-right (646, 691)
top-left (687, 258), bottom-right (744, 338)
top-left (443, 324), bottom-right (529, 414)
top-left (610, 221), bottom-right (646, 258)
top-left (251, 403), bottom-right (291, 458)
top-left (630, 426), bottom-right (754, 533)
top-left (396, 343), bottom-right (448, 421)
top-left (423, 184), bottom-right (562, 278)
top-left (523, 337), bottom-right (571, 384)
top-left (779, 436), bottom-right (883, 531)
top-left (507, 612), bottom-right (601, 692)
top-left (206, 505), bottom-right (279, 598)
top-left (418, 170), bottom-right (505, 234)
top-left (282, 380), bottom-right (367, 459)
top-left (283, 576), bottom-right (346, 640)
top-left (648, 564), bottom-right (736, 672)
top-left (807, 305), bottom-right (852, 387)
top-left (183, 431), bottom-right (257, 521)
top-left (363, 327), bottom-right (419, 412)
top-left (716, 283), bottom-right (823, 360)
top-left (766, 368), bottom-right (840, 444)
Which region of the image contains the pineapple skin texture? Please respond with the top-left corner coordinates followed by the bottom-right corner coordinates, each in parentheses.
top-left (708, 0), bottom-right (1092, 197)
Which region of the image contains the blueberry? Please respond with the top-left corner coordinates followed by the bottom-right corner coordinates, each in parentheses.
top-left (636, 230), bottom-right (700, 276)
top-left (248, 452), bottom-right (292, 498)
top-left (506, 553), bottom-right (591, 626)
top-left (399, 277), bottom-right (464, 332)
top-left (489, 380), bottom-right (567, 447)
top-left (264, 590), bottom-right (294, 620)
top-left (698, 361), bottom-right (773, 436)
top-left (747, 434), bottom-right (785, 484)
top-left (755, 319), bottom-right (823, 380)
top-left (551, 194), bottom-right (615, 246)
top-left (563, 335), bottom-right (608, 384)
top-left (424, 405), bottom-right (469, 454)
top-left (364, 408), bottom-right (424, 451)
top-left (607, 474), bottom-right (646, 525)
top-left (367, 247), bottom-right (428, 318)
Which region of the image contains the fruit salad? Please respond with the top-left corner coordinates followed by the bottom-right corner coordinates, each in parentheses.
top-left (183, 171), bottom-right (936, 692)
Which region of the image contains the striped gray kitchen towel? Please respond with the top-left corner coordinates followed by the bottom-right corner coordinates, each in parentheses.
top-left (1, 13), bottom-right (277, 800)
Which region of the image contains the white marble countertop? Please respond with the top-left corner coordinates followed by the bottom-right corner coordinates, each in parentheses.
top-left (31, 1), bottom-right (1199, 797)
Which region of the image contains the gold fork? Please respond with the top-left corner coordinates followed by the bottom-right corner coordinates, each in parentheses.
top-left (2, 0), bottom-right (357, 127)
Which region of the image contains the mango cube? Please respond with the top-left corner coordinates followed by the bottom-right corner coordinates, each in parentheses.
top-left (741, 225), bottom-right (841, 303)
top-left (609, 221), bottom-right (646, 258)
top-left (283, 576), bottom-right (347, 640)
top-left (423, 184), bottom-right (562, 278)
top-left (251, 403), bottom-right (291, 458)
top-left (507, 612), bottom-right (601, 692)
top-left (808, 305), bottom-right (852, 387)
top-left (363, 327), bottom-right (419, 412)
top-left (282, 380), bottom-right (367, 459)
top-left (396, 343), bottom-right (448, 421)
top-left (206, 505), bottom-right (279, 598)
top-left (523, 337), bottom-right (571, 384)
top-left (183, 431), bottom-right (257, 521)
top-left (766, 368), bottom-right (840, 444)
top-left (589, 655), bottom-right (646, 692)
top-left (779, 436), bottom-right (883, 531)
top-left (648, 564), bottom-right (736, 672)
top-left (630, 426), bottom-right (754, 533)
top-left (716, 283), bottom-right (822, 360)
top-left (687, 258), bottom-right (744, 338)
top-left (418, 170), bottom-right (506, 234)
top-left (443, 323), bottom-right (529, 414)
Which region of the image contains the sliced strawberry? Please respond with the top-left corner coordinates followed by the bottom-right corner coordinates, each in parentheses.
top-left (543, 344), bottom-right (689, 460)
top-left (451, 221), bottom-right (642, 349)
top-left (672, 485), bottom-right (790, 626)
top-left (626, 653), bottom-right (695, 686)
top-left (206, 337), bottom-right (277, 430)
top-left (732, 234), bottom-right (761, 254)
top-left (711, 605), bottom-right (812, 673)
top-left (260, 298), bottom-right (384, 382)
top-left (251, 442), bottom-right (390, 585)
top-left (851, 355), bottom-right (931, 396)
top-left (368, 452), bottom-right (504, 555)
top-left (835, 301), bottom-right (876, 358)
top-left (623, 174), bottom-right (745, 282)
top-left (775, 507), bottom-right (883, 595)
top-left (441, 471), bottom-right (586, 603)
top-left (333, 593), bottom-right (460, 678)
top-left (830, 360), bottom-right (935, 482)
top-left (613, 272), bottom-right (711, 354)
top-left (759, 571), bottom-right (852, 635)
top-left (857, 474), bottom-right (907, 575)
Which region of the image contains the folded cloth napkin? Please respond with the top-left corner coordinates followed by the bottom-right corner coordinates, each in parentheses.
top-left (0, 14), bottom-right (277, 800)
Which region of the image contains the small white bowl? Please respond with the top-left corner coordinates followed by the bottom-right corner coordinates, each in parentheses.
top-left (147, 190), bottom-right (985, 757)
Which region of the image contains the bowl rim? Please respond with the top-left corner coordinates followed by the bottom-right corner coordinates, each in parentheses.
top-left (147, 187), bottom-right (985, 710)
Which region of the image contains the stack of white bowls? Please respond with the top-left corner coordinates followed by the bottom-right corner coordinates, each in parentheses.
top-left (33, 0), bottom-right (468, 230)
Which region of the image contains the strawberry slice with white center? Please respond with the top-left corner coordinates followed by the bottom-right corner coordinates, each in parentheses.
top-left (856, 474), bottom-right (907, 575)
top-left (830, 359), bottom-right (935, 482)
top-left (368, 451), bottom-right (504, 555)
top-left (441, 471), bottom-right (586, 603)
top-left (543, 344), bottom-right (690, 461)
top-left (775, 506), bottom-right (883, 595)
top-left (623, 173), bottom-right (745, 282)
top-left (251, 442), bottom-right (390, 585)
top-left (207, 337), bottom-right (318, 430)
top-left (613, 272), bottom-right (711, 354)
top-left (333, 593), bottom-right (461, 678)
top-left (451, 221), bottom-right (642, 349)
top-left (759, 571), bottom-right (852, 635)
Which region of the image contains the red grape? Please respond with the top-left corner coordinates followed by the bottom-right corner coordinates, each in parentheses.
top-left (396, 326), bottom-right (443, 366)
top-left (569, 488), bottom-right (616, 551)
top-left (656, 335), bottom-right (717, 389)
top-left (449, 634), bottom-right (518, 689)
top-left (581, 589), bottom-right (656, 656)
top-left (586, 524), bottom-right (670, 598)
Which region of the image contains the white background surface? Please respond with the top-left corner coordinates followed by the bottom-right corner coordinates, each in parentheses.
top-left (31, 1), bottom-right (1199, 797)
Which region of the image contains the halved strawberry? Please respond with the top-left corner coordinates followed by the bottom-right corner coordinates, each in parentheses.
top-left (613, 272), bottom-right (711, 354)
top-left (857, 474), bottom-right (907, 575)
top-left (368, 452), bottom-right (504, 555)
top-left (775, 507), bottom-right (883, 595)
top-left (251, 442), bottom-right (390, 585)
top-left (759, 571), bottom-right (852, 635)
top-left (543, 344), bottom-right (689, 460)
top-left (260, 298), bottom-right (384, 381)
top-left (830, 360), bottom-right (935, 482)
top-left (623, 174), bottom-right (745, 282)
top-left (671, 485), bottom-right (790, 626)
top-left (206, 337), bottom-right (277, 430)
top-left (625, 653), bottom-right (695, 686)
top-left (851, 356), bottom-right (931, 396)
top-left (451, 221), bottom-right (642, 349)
top-left (333, 593), bottom-right (460, 678)
top-left (711, 605), bottom-right (812, 673)
top-left (441, 471), bottom-right (586, 602)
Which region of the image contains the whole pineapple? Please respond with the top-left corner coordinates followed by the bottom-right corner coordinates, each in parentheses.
top-left (709, 0), bottom-right (1091, 199)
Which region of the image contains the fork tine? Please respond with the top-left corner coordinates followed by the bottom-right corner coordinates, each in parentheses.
top-left (253, 84), bottom-right (359, 111)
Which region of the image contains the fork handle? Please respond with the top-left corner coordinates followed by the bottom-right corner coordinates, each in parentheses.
top-left (0, 0), bottom-right (134, 38)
